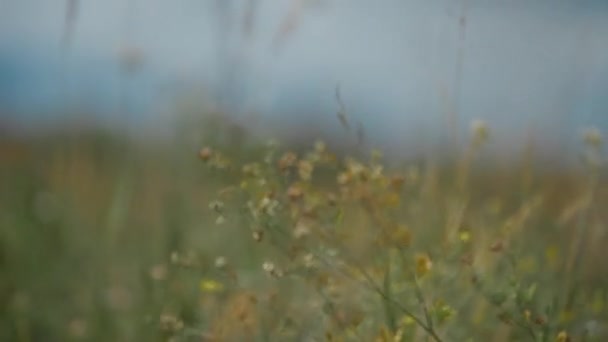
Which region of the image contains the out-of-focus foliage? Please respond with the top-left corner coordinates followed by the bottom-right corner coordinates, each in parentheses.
top-left (0, 116), bottom-right (606, 341)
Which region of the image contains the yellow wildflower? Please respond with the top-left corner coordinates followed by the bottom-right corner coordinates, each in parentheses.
top-left (416, 254), bottom-right (432, 277)
top-left (199, 279), bottom-right (223, 293)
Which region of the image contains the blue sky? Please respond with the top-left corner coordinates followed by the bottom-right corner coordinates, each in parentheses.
top-left (1, 0), bottom-right (607, 153)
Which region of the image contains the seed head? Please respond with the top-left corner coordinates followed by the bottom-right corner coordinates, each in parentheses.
top-left (287, 184), bottom-right (304, 201)
top-left (416, 254), bottom-right (432, 277)
top-left (556, 331), bottom-right (570, 342)
top-left (298, 160), bottom-right (314, 181)
top-left (262, 261), bottom-right (284, 278)
top-left (278, 152), bottom-right (298, 171)
top-left (198, 147), bottom-right (213, 161)
top-left (252, 229), bottom-right (264, 242)
top-left (214, 256), bottom-right (227, 269)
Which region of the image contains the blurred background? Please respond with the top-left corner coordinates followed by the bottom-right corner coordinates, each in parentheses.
top-left (1, 0), bottom-right (607, 157)
top-left (1, 1), bottom-right (608, 341)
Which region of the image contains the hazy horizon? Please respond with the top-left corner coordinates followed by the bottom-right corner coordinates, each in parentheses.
top-left (1, 0), bottom-right (607, 156)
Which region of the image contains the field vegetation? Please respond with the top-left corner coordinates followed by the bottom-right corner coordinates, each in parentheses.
top-left (1, 114), bottom-right (606, 341)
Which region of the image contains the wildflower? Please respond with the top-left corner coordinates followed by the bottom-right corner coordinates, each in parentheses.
top-left (370, 164), bottom-right (384, 180)
top-left (262, 261), bottom-right (284, 278)
top-left (286, 184), bottom-right (304, 201)
top-left (416, 254), bottom-right (432, 277)
top-left (214, 256), bottom-right (227, 269)
top-left (298, 160), bottom-right (314, 181)
top-left (346, 159), bottom-right (366, 179)
top-left (337, 172), bottom-right (351, 185)
top-left (293, 219), bottom-right (311, 239)
top-left (258, 196), bottom-right (279, 216)
top-left (401, 315), bottom-right (416, 326)
top-left (242, 163), bottom-right (261, 177)
top-left (435, 303), bottom-right (456, 324)
top-left (459, 230), bottom-right (471, 243)
top-left (278, 152), bottom-right (298, 171)
top-left (252, 229), bottom-right (264, 242)
top-left (208, 200), bottom-right (224, 213)
top-left (198, 147), bottom-right (213, 161)
top-left (199, 279), bottom-right (224, 293)
top-left (159, 313), bottom-right (184, 332)
top-left (556, 331), bottom-right (570, 342)
top-left (303, 253), bottom-right (316, 268)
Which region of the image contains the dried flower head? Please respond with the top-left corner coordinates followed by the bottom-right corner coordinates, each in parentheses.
top-left (159, 313), bottom-right (184, 332)
top-left (298, 160), bottom-right (314, 181)
top-left (390, 175), bottom-right (406, 191)
top-left (258, 196), bottom-right (279, 216)
top-left (278, 152), bottom-right (298, 172)
top-left (293, 218), bottom-right (312, 239)
top-left (416, 254), bottom-right (432, 277)
top-left (489, 241), bottom-right (504, 252)
top-left (252, 229), bottom-right (264, 242)
top-left (287, 184), bottom-right (304, 201)
top-left (262, 261), bottom-right (284, 278)
top-left (199, 147), bottom-right (213, 162)
top-left (337, 172), bottom-right (351, 185)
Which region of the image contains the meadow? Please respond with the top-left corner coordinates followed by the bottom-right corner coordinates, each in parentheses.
top-left (0, 113), bottom-right (607, 342)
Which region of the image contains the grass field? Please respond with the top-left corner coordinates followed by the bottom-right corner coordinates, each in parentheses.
top-left (0, 117), bottom-right (607, 341)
